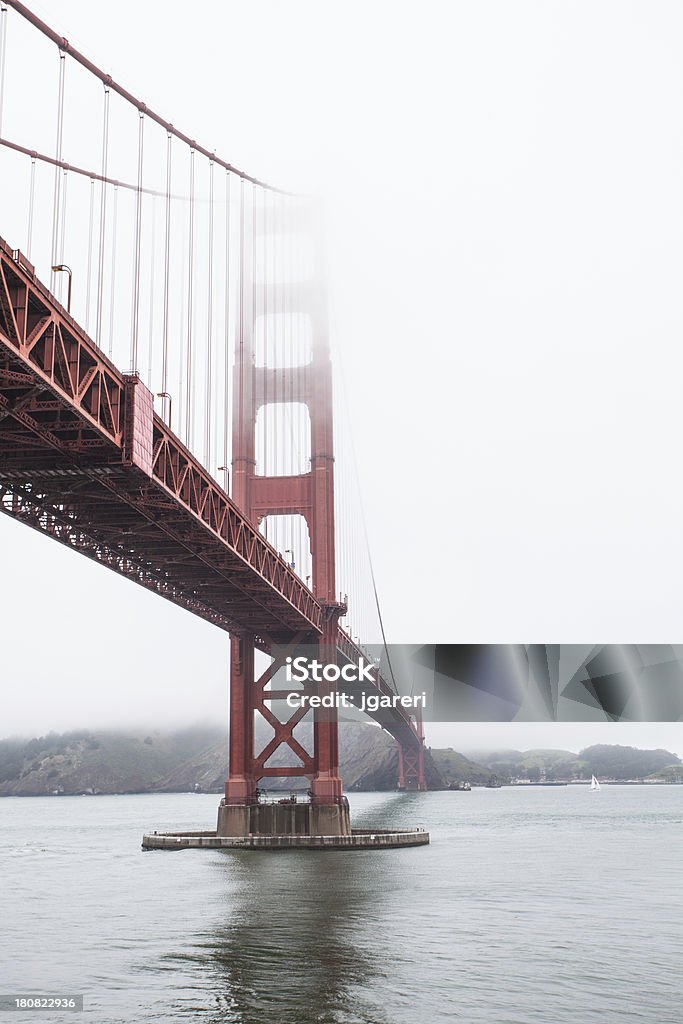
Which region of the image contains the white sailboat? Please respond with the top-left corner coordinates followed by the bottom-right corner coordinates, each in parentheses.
top-left (590, 774), bottom-right (601, 791)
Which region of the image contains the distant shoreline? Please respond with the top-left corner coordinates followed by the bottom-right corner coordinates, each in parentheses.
top-left (2, 780), bottom-right (682, 799)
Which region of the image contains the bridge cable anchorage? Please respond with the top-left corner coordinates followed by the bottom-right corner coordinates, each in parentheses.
top-left (50, 47), bottom-right (66, 297)
top-left (130, 108), bottom-right (145, 371)
top-left (161, 130), bottom-right (172, 394)
top-left (185, 144), bottom-right (195, 448)
top-left (95, 84), bottom-right (110, 347)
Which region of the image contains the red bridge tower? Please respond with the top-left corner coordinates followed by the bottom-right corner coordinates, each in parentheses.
top-left (218, 205), bottom-right (350, 837)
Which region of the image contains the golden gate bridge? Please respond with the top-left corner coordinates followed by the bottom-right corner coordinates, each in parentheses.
top-left (0, 1), bottom-right (430, 842)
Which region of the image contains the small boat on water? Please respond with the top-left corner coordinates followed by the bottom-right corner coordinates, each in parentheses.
top-left (590, 775), bottom-right (601, 791)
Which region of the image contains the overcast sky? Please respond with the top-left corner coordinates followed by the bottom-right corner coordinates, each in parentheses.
top-left (2, 2), bottom-right (683, 751)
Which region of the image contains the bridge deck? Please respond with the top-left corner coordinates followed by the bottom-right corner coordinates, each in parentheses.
top-left (0, 238), bottom-right (322, 645)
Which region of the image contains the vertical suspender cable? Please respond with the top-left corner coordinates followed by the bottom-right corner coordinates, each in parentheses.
top-left (130, 109), bottom-right (145, 370)
top-left (146, 198), bottom-right (156, 384)
top-left (251, 183), bottom-right (257, 492)
top-left (58, 167), bottom-right (68, 273)
top-left (85, 177), bottom-right (95, 331)
top-left (264, 191), bottom-right (271, 521)
top-left (269, 194), bottom-right (276, 493)
top-left (0, 4), bottom-right (8, 139)
top-left (26, 154), bottom-right (36, 256)
top-left (205, 157), bottom-right (214, 468)
top-left (108, 183), bottom-right (118, 358)
top-left (177, 205), bottom-right (187, 437)
top-left (95, 84), bottom-right (110, 347)
top-left (268, 192), bottom-right (274, 491)
top-left (237, 175), bottom-right (245, 489)
top-left (161, 131), bottom-right (172, 396)
top-left (289, 199), bottom-right (303, 576)
top-left (293, 201), bottom-right (300, 572)
top-left (185, 144), bottom-right (195, 447)
top-left (51, 49), bottom-right (66, 294)
top-left (277, 193), bottom-right (284, 483)
top-left (223, 169), bottom-right (231, 487)
top-left (262, 188), bottom-right (268, 486)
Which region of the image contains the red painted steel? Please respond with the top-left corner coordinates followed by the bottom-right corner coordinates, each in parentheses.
top-left (398, 708), bottom-right (427, 791)
top-left (0, 237), bottom-right (322, 643)
top-left (225, 214), bottom-right (346, 805)
top-left (0, 0), bottom-right (429, 797)
top-left (0, 233), bottom-right (426, 785)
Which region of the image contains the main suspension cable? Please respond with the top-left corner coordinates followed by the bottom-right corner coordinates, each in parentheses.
top-left (5, 0), bottom-right (300, 196)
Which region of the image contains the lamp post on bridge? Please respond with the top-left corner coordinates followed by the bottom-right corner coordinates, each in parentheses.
top-left (156, 392), bottom-right (172, 429)
top-left (217, 465), bottom-right (229, 492)
top-left (51, 264), bottom-right (72, 313)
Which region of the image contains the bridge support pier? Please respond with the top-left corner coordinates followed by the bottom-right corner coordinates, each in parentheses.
top-left (397, 743), bottom-right (427, 791)
top-left (218, 603), bottom-right (352, 838)
top-left (309, 602), bottom-right (347, 830)
top-left (397, 709), bottom-right (427, 791)
top-left (223, 636), bottom-right (257, 808)
top-left (217, 799), bottom-right (351, 838)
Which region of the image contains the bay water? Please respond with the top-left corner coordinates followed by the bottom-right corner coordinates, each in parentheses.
top-left (1, 786), bottom-right (681, 1023)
